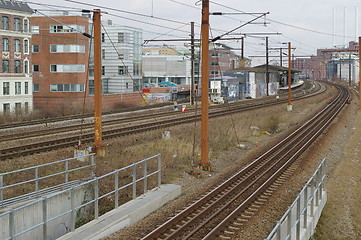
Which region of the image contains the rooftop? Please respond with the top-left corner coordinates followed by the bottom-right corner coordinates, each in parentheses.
top-left (0, 0), bottom-right (33, 13)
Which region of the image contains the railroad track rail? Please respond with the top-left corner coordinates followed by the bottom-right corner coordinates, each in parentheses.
top-left (140, 82), bottom-right (350, 240)
top-left (0, 81), bottom-right (325, 160)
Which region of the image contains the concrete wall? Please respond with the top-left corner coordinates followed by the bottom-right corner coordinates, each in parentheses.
top-left (0, 183), bottom-right (93, 240)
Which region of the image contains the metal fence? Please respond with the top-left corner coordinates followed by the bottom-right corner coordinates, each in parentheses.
top-left (0, 154), bottom-right (161, 240)
top-left (265, 158), bottom-right (327, 240)
top-left (0, 153), bottom-right (95, 208)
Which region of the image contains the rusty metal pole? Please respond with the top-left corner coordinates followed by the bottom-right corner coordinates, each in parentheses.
top-left (359, 37), bottom-right (361, 111)
top-left (190, 22), bottom-right (195, 106)
top-left (287, 42), bottom-right (292, 112)
top-left (266, 37), bottom-right (269, 96)
top-left (200, 0), bottom-right (210, 170)
top-left (93, 9), bottom-right (105, 156)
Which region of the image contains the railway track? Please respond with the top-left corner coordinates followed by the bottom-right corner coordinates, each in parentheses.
top-left (0, 81), bottom-right (324, 160)
top-left (140, 82), bottom-right (350, 240)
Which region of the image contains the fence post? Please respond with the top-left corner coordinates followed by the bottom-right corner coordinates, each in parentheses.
top-left (144, 160), bottom-right (147, 194)
top-left (35, 167), bottom-right (39, 197)
top-left (95, 178), bottom-right (99, 219)
top-left (43, 197), bottom-right (48, 240)
top-left (9, 210), bottom-right (15, 239)
top-left (311, 178), bottom-right (315, 217)
top-left (319, 163), bottom-right (323, 200)
top-left (132, 164), bottom-right (137, 199)
top-left (276, 223), bottom-right (281, 240)
top-left (315, 171), bottom-right (320, 207)
top-left (287, 207), bottom-right (292, 239)
top-left (296, 196), bottom-right (301, 240)
top-left (0, 174), bottom-right (3, 207)
top-left (91, 154), bottom-right (95, 178)
top-left (65, 158), bottom-right (69, 185)
top-left (158, 155), bottom-right (161, 187)
top-left (115, 170), bottom-right (119, 209)
top-left (70, 187), bottom-right (76, 231)
top-left (304, 186), bottom-right (308, 228)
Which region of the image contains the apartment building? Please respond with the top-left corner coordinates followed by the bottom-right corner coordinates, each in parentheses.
top-left (0, 0), bottom-right (33, 114)
top-left (31, 14), bottom-right (89, 114)
top-left (89, 20), bottom-right (142, 95)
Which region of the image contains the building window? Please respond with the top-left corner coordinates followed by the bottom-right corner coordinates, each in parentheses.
top-left (211, 62), bottom-right (219, 66)
top-left (102, 49), bottom-right (105, 59)
top-left (102, 66), bottom-right (105, 75)
top-left (50, 83), bottom-right (85, 92)
top-left (33, 64), bottom-right (40, 72)
top-left (31, 25), bottom-right (39, 34)
top-left (33, 84), bottom-right (40, 92)
top-left (15, 103), bottom-right (21, 114)
top-left (2, 38), bottom-right (9, 52)
top-left (14, 60), bottom-right (21, 73)
top-left (25, 82), bottom-right (29, 94)
top-left (50, 64), bottom-right (85, 73)
top-left (24, 60), bottom-right (29, 74)
top-left (118, 66), bottom-right (128, 75)
top-left (24, 102), bottom-right (29, 113)
top-left (32, 45), bottom-right (39, 53)
top-left (15, 82), bottom-right (21, 94)
top-left (211, 71), bottom-right (219, 75)
top-left (14, 18), bottom-right (21, 32)
top-left (3, 103), bottom-right (10, 113)
top-left (14, 39), bottom-right (21, 52)
top-left (3, 82), bottom-right (9, 95)
top-left (23, 19), bottom-right (29, 32)
top-left (24, 39), bottom-right (29, 54)
top-left (2, 60), bottom-right (9, 73)
top-left (126, 82), bottom-right (129, 89)
top-left (50, 25), bottom-right (85, 33)
top-left (50, 44), bottom-right (85, 53)
top-left (2, 16), bottom-right (9, 30)
top-left (118, 32), bottom-right (124, 43)
top-left (101, 33), bottom-right (105, 42)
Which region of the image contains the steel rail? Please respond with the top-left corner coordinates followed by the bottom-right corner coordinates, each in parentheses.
top-left (140, 83), bottom-right (349, 240)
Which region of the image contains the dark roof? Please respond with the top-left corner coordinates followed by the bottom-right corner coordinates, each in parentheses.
top-left (0, 0), bottom-right (33, 13)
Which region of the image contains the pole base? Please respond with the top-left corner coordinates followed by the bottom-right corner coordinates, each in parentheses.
top-left (287, 104), bottom-right (293, 112)
top-left (93, 146), bottom-right (106, 157)
top-left (199, 163), bottom-right (211, 171)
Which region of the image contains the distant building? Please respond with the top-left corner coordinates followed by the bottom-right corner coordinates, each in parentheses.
top-left (31, 14), bottom-right (90, 115)
top-left (0, 0), bottom-right (33, 114)
top-left (89, 20), bottom-right (143, 94)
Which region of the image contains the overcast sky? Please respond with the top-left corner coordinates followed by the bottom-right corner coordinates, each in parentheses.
top-left (27, 0), bottom-right (361, 65)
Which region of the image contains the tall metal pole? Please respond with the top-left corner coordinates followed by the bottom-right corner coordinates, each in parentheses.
top-left (190, 22), bottom-right (195, 105)
top-left (266, 37), bottom-right (269, 96)
top-left (349, 53), bottom-right (352, 86)
top-left (200, 0), bottom-right (210, 170)
top-left (93, 9), bottom-right (105, 156)
top-left (359, 37), bottom-right (361, 111)
top-left (241, 37), bottom-right (244, 59)
top-left (287, 42), bottom-right (292, 112)
top-left (280, 48), bottom-right (283, 67)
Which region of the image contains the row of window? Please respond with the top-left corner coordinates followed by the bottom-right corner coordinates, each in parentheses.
top-left (31, 25), bottom-right (85, 34)
top-left (1, 16), bottom-right (29, 32)
top-left (31, 64), bottom-right (85, 73)
top-left (2, 60), bottom-right (29, 74)
top-left (1, 38), bottom-right (29, 53)
top-left (2, 82), bottom-right (29, 95)
top-left (31, 44), bottom-right (85, 53)
top-left (3, 102), bottom-right (29, 114)
top-left (33, 83), bottom-right (84, 92)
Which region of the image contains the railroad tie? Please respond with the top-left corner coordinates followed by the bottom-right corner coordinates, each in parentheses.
top-left (224, 230), bottom-right (235, 235)
top-left (219, 235), bottom-right (232, 239)
top-left (229, 225), bottom-right (240, 230)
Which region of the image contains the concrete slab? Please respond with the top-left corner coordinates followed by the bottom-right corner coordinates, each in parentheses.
top-left (58, 184), bottom-right (181, 240)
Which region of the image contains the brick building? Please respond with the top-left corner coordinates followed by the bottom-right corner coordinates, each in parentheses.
top-left (0, 0), bottom-right (33, 114)
top-left (31, 14), bottom-right (91, 115)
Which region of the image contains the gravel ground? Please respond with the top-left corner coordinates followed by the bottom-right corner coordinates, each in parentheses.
top-left (3, 82), bottom-right (358, 240)
top-left (104, 84), bottom-right (361, 240)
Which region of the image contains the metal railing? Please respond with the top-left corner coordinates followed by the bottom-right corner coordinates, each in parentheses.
top-left (0, 154), bottom-right (161, 240)
top-left (0, 153), bottom-right (95, 208)
top-left (265, 158), bottom-right (327, 240)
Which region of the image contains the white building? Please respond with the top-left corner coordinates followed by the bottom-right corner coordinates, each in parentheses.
top-left (142, 47), bottom-right (193, 87)
top-left (0, 0), bottom-right (33, 114)
top-left (89, 20), bottom-right (142, 94)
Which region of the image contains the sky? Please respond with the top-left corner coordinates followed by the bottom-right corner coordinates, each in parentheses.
top-left (26, 0), bottom-right (361, 66)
